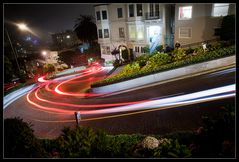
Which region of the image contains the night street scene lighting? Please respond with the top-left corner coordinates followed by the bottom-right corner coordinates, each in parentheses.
top-left (3, 3), bottom-right (236, 159)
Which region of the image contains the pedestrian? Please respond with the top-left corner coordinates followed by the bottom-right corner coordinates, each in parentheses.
top-left (175, 41), bottom-right (181, 49)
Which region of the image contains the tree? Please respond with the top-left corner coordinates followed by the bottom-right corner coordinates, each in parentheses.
top-left (220, 15), bottom-right (235, 42)
top-left (43, 64), bottom-right (55, 75)
top-left (74, 15), bottom-right (97, 45)
top-left (58, 50), bottom-right (78, 66)
top-left (4, 117), bottom-right (48, 158)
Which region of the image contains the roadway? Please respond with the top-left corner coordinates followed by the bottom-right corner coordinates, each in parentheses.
top-left (3, 66), bottom-right (235, 139)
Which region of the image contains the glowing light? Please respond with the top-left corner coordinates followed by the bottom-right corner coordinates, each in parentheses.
top-left (17, 23), bottom-right (29, 31)
top-left (42, 50), bottom-right (47, 56)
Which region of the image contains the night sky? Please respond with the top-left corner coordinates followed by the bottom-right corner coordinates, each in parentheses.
top-left (4, 3), bottom-right (95, 43)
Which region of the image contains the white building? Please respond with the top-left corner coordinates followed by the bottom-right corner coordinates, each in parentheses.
top-left (94, 3), bottom-right (235, 63)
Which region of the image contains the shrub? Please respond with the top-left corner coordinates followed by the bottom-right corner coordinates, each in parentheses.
top-left (121, 49), bottom-right (129, 62)
top-left (91, 45), bottom-right (235, 88)
top-left (4, 117), bottom-right (48, 158)
top-left (56, 126), bottom-right (96, 158)
top-left (171, 48), bottom-right (186, 61)
top-left (153, 138), bottom-right (192, 158)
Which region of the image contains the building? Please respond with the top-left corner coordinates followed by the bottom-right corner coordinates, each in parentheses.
top-left (94, 3), bottom-right (235, 63)
top-left (51, 30), bottom-right (80, 50)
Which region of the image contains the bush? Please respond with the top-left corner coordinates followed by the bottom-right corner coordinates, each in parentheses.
top-left (191, 104), bottom-right (235, 158)
top-left (91, 45), bottom-right (235, 88)
top-left (153, 138), bottom-right (192, 158)
top-left (121, 49), bottom-right (129, 62)
top-left (171, 48), bottom-right (186, 61)
top-left (56, 126), bottom-right (96, 158)
top-left (4, 117), bottom-right (48, 158)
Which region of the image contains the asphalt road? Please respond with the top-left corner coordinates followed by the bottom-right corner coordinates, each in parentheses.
top-left (3, 67), bottom-right (235, 139)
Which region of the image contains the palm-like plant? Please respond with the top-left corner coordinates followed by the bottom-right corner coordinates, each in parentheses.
top-left (74, 15), bottom-right (97, 45)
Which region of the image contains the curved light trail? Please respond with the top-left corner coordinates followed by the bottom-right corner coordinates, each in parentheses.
top-left (23, 65), bottom-right (235, 124)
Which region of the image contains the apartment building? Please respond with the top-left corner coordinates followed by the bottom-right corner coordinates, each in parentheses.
top-left (94, 3), bottom-right (235, 63)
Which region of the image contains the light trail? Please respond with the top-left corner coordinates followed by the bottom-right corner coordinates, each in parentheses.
top-left (54, 66), bottom-right (106, 97)
top-left (35, 87), bottom-right (151, 108)
top-left (27, 83), bottom-right (235, 116)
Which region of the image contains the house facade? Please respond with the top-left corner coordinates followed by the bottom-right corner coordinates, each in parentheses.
top-left (94, 3), bottom-right (235, 63)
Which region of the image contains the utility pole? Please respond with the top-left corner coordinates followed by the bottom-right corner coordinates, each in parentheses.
top-left (5, 29), bottom-right (21, 74)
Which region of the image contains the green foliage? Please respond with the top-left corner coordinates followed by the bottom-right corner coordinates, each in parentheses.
top-left (56, 126), bottom-right (96, 158)
top-left (191, 104), bottom-right (235, 158)
top-left (58, 50), bottom-right (77, 66)
top-left (153, 138), bottom-right (192, 158)
top-left (104, 134), bottom-right (145, 158)
top-left (171, 48), bottom-right (186, 61)
top-left (143, 45), bottom-right (150, 53)
top-left (185, 47), bottom-right (195, 55)
top-left (143, 52), bottom-right (171, 71)
top-left (4, 117), bottom-right (48, 158)
top-left (43, 64), bottom-right (55, 74)
top-left (74, 15), bottom-right (97, 44)
top-left (121, 49), bottom-right (129, 61)
top-left (156, 45), bottom-right (164, 52)
top-left (4, 55), bottom-right (14, 82)
top-left (135, 54), bottom-right (151, 68)
top-left (92, 45), bottom-right (235, 88)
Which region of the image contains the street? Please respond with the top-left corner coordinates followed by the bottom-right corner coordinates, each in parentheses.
top-left (3, 67), bottom-right (235, 139)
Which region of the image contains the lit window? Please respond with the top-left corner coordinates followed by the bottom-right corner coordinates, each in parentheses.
top-left (179, 27), bottom-right (192, 38)
top-left (129, 4), bottom-right (134, 17)
top-left (137, 4), bottom-right (143, 16)
top-left (102, 10), bottom-right (107, 20)
top-left (129, 25), bottom-right (136, 39)
top-left (96, 11), bottom-right (101, 20)
top-left (119, 28), bottom-right (125, 38)
top-left (179, 6), bottom-right (192, 20)
top-left (117, 8), bottom-right (123, 18)
top-left (137, 25), bottom-right (144, 40)
top-left (104, 29), bottom-right (109, 38)
top-left (98, 29), bottom-right (103, 38)
top-left (212, 3), bottom-right (229, 17)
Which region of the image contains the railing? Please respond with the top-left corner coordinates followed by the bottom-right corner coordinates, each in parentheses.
top-left (145, 12), bottom-right (161, 20)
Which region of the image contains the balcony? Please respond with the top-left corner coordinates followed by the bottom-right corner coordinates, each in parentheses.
top-left (145, 12), bottom-right (161, 20)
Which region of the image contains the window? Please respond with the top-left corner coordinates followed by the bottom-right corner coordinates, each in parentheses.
top-left (119, 28), bottom-right (125, 38)
top-left (179, 6), bottom-right (192, 20)
top-left (129, 4), bottom-right (134, 17)
top-left (129, 25), bottom-right (136, 39)
top-left (137, 25), bottom-right (144, 40)
top-left (150, 3), bottom-right (154, 17)
top-left (102, 10), bottom-right (107, 20)
top-left (135, 46), bottom-right (140, 52)
top-left (141, 47), bottom-right (144, 53)
top-left (179, 27), bottom-right (192, 38)
top-left (96, 11), bottom-right (101, 20)
top-left (104, 29), bottom-right (109, 38)
top-left (137, 4), bottom-right (143, 16)
top-left (102, 46), bottom-right (110, 54)
top-left (155, 4), bottom-right (159, 17)
top-left (98, 29), bottom-right (103, 38)
top-left (117, 8), bottom-right (123, 18)
top-left (212, 3), bottom-right (229, 17)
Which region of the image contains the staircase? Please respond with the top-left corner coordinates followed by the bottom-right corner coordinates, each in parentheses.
top-left (150, 34), bottom-right (161, 54)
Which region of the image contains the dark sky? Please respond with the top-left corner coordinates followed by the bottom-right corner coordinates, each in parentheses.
top-left (4, 4), bottom-right (95, 43)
